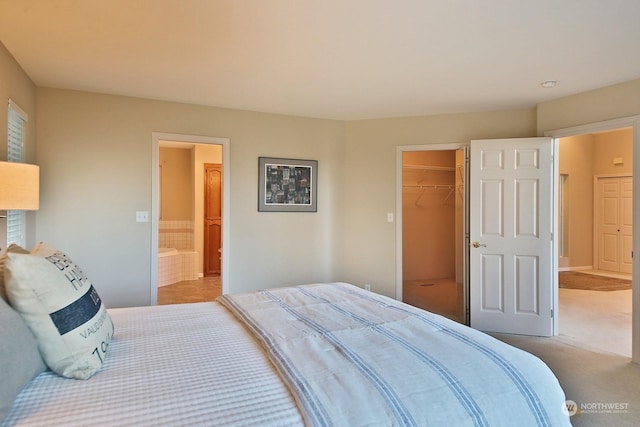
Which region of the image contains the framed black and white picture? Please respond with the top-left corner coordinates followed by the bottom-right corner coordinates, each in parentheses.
top-left (258, 157), bottom-right (318, 212)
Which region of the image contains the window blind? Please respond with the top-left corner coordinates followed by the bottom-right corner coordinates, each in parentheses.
top-left (7, 99), bottom-right (28, 247)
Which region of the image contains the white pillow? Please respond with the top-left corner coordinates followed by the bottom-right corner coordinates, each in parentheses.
top-left (5, 243), bottom-right (114, 379)
top-left (0, 244), bottom-right (30, 302)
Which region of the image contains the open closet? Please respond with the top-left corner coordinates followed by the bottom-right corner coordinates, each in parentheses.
top-left (402, 149), bottom-right (466, 323)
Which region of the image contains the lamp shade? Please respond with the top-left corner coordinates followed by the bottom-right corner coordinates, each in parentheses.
top-left (0, 161), bottom-right (39, 210)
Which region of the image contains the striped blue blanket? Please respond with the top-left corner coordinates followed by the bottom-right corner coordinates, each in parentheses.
top-left (217, 282), bottom-right (571, 426)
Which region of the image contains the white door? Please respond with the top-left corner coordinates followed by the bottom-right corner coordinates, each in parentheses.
top-left (597, 176), bottom-right (633, 274)
top-left (621, 177), bottom-right (634, 274)
top-left (469, 138), bottom-right (554, 336)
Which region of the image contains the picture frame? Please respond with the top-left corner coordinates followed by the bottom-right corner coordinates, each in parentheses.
top-left (258, 157), bottom-right (318, 212)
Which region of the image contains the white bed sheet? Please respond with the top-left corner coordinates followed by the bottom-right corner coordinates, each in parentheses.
top-left (3, 302), bottom-right (303, 427)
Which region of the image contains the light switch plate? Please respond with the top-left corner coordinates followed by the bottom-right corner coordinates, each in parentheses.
top-left (136, 211), bottom-right (149, 222)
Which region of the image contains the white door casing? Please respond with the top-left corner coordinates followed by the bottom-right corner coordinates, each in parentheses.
top-left (470, 138), bottom-right (554, 336)
top-left (546, 116), bottom-right (640, 362)
top-left (622, 177), bottom-right (634, 275)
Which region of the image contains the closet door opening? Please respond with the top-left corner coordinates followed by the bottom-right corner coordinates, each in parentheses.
top-left (401, 149), bottom-right (466, 323)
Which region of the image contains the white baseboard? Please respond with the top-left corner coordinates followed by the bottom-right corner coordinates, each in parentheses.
top-left (558, 265), bottom-right (593, 272)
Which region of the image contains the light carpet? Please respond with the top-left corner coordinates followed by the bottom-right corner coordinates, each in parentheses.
top-left (492, 334), bottom-right (640, 427)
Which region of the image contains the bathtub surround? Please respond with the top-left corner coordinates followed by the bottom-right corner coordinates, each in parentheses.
top-left (159, 220), bottom-right (194, 250)
top-left (158, 220), bottom-right (199, 287)
top-left (158, 249), bottom-right (198, 287)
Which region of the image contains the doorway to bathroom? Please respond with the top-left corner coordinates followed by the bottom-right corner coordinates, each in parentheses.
top-left (400, 145), bottom-right (467, 323)
top-left (151, 132), bottom-right (230, 305)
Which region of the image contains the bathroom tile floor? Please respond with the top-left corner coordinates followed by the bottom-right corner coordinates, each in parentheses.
top-left (157, 275), bottom-right (222, 305)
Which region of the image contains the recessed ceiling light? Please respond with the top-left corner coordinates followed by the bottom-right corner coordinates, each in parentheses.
top-left (540, 80), bottom-right (558, 88)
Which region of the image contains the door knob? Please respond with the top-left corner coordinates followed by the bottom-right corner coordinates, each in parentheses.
top-left (472, 241), bottom-right (487, 248)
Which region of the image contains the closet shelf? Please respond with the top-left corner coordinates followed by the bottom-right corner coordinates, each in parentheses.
top-left (402, 184), bottom-right (461, 189)
top-left (403, 184), bottom-right (463, 205)
top-left (403, 164), bottom-right (455, 172)
top-left (402, 163), bottom-right (464, 205)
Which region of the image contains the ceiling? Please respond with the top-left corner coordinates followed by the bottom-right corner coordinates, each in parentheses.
top-left (1, 0), bottom-right (639, 121)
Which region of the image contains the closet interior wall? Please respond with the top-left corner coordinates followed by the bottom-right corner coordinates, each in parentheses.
top-left (402, 150), bottom-right (457, 280)
top-left (402, 149), bottom-right (466, 323)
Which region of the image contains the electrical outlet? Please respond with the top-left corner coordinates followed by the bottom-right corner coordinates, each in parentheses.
top-left (364, 284), bottom-right (371, 291)
top-left (387, 212), bottom-right (394, 223)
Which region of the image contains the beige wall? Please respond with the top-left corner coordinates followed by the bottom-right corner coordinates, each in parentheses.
top-left (593, 128), bottom-right (633, 175)
top-left (159, 147), bottom-right (193, 220)
top-left (543, 78), bottom-right (640, 271)
top-left (559, 134), bottom-right (594, 268)
top-left (537, 79), bottom-right (640, 134)
top-left (35, 88), bottom-right (345, 307)
top-left (0, 41), bottom-right (37, 250)
top-left (559, 128), bottom-right (633, 269)
top-left (5, 35), bottom-right (640, 307)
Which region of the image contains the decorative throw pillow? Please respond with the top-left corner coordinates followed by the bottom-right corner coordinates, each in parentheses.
top-left (5, 243), bottom-right (114, 380)
top-left (0, 296), bottom-right (46, 423)
top-left (0, 244), bottom-right (30, 302)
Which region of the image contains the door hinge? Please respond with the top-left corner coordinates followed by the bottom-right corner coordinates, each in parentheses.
top-left (551, 309), bottom-right (554, 319)
top-left (550, 232), bottom-right (553, 241)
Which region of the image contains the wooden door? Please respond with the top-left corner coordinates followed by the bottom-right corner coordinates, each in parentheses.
top-left (469, 138), bottom-right (554, 336)
top-left (204, 163), bottom-right (222, 276)
top-left (597, 176), bottom-right (633, 273)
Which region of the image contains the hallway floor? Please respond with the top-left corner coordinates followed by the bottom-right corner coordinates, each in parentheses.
top-left (558, 269), bottom-right (631, 357)
top-left (559, 288), bottom-right (631, 357)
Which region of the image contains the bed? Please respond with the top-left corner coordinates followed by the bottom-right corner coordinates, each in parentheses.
top-left (3, 280), bottom-right (571, 426)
